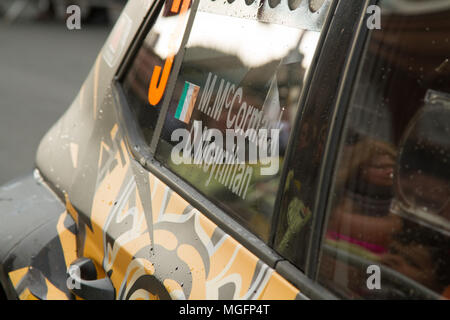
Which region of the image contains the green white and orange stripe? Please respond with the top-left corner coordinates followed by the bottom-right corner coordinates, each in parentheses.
top-left (175, 81), bottom-right (200, 124)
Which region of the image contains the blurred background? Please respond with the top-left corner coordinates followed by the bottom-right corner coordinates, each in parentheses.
top-left (0, 0), bottom-right (127, 185)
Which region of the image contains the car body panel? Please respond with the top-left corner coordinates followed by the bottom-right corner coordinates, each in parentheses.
top-left (0, 173), bottom-right (75, 300)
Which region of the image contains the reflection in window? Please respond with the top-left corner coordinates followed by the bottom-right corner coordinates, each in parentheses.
top-left (155, 1), bottom-right (326, 241)
top-left (318, 1), bottom-right (450, 299)
top-left (122, 1), bottom-right (191, 145)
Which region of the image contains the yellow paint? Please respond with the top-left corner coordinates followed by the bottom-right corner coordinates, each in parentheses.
top-left (257, 272), bottom-right (299, 300)
top-left (110, 123), bottom-right (119, 140)
top-left (164, 279), bottom-right (183, 294)
top-left (116, 258), bottom-right (156, 300)
top-left (218, 247), bottom-right (258, 298)
top-left (8, 267), bottom-right (28, 288)
top-left (56, 212), bottom-right (77, 269)
top-left (97, 141), bottom-right (111, 169)
top-left (117, 202), bottom-right (130, 221)
top-left (70, 143), bottom-right (79, 169)
top-left (45, 278), bottom-right (69, 300)
top-left (154, 229), bottom-right (178, 251)
top-left (109, 233), bottom-right (152, 291)
top-left (177, 244), bottom-right (206, 300)
top-left (151, 182), bottom-right (166, 223)
top-left (207, 237), bottom-right (238, 281)
top-left (197, 214), bottom-right (217, 241)
top-left (129, 289), bottom-right (159, 300)
top-left (120, 140), bottom-right (129, 167)
top-left (165, 193), bottom-right (189, 216)
top-left (19, 288), bottom-right (39, 300)
top-left (85, 144), bottom-right (130, 275)
top-left (65, 193), bottom-right (79, 226)
top-left (79, 85), bottom-right (85, 110)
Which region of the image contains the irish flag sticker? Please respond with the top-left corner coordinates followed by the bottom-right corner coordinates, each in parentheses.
top-left (175, 81), bottom-right (200, 124)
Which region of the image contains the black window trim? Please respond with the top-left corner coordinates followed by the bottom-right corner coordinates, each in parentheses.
top-left (266, 0), bottom-right (376, 294)
top-left (304, 0), bottom-right (380, 281)
top-left (268, 0), bottom-right (338, 247)
top-left (115, 0), bottom-right (164, 86)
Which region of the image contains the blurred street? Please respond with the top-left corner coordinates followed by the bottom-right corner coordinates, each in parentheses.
top-left (0, 19), bottom-right (111, 185)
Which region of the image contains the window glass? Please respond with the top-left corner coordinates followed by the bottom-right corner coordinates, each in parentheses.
top-left (273, 115), bottom-right (328, 269)
top-left (318, 0), bottom-right (450, 299)
top-left (155, 0), bottom-right (331, 241)
top-left (121, 0), bottom-right (192, 144)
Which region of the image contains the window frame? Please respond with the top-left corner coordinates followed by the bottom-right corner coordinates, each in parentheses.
top-left (306, 0), bottom-right (380, 281)
top-left (271, 0), bottom-right (378, 294)
top-left (109, 0), bottom-right (371, 299)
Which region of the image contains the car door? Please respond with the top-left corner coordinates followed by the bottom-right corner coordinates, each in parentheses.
top-left (103, 0), bottom-right (332, 299)
top-left (7, 0), bottom-right (368, 300)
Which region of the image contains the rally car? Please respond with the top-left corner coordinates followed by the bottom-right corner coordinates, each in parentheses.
top-left (0, 0), bottom-right (449, 300)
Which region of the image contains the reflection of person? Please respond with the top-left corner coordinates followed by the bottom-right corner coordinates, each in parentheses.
top-left (277, 170), bottom-right (311, 265)
top-left (327, 138), bottom-right (402, 254)
top-left (277, 171), bottom-right (312, 256)
top-left (274, 118), bottom-right (322, 266)
top-left (380, 221), bottom-right (450, 298)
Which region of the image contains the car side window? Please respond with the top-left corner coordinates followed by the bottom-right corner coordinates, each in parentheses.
top-left (121, 0), bottom-right (192, 145)
top-left (154, 0), bottom-right (332, 241)
top-left (318, 1), bottom-right (450, 299)
top-left (273, 115), bottom-right (328, 269)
